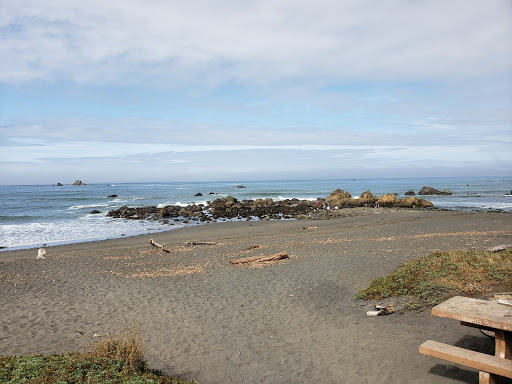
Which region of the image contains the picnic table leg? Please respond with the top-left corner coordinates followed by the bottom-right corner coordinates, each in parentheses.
top-left (494, 330), bottom-right (511, 360)
top-left (479, 371), bottom-right (498, 384)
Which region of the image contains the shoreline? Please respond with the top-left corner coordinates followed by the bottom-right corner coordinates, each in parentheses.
top-left (2, 209), bottom-right (512, 383)
top-left (2, 207), bottom-right (511, 262)
top-left (0, 207), bottom-right (444, 260)
top-left (1, 207), bottom-right (510, 260)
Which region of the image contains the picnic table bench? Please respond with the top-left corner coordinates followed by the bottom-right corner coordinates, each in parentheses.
top-left (419, 296), bottom-right (512, 384)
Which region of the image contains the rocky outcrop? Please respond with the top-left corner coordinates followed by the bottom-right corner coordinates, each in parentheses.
top-left (325, 189), bottom-right (359, 208)
top-left (404, 190), bottom-right (415, 196)
top-left (56, 183), bottom-right (63, 186)
top-left (234, 185), bottom-right (246, 188)
top-left (359, 190), bottom-right (378, 206)
top-left (73, 180), bottom-right (86, 186)
top-left (418, 186), bottom-right (452, 195)
top-left (106, 188), bottom-right (435, 223)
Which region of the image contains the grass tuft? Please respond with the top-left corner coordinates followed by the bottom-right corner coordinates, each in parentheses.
top-left (0, 321), bottom-right (198, 384)
top-left (358, 248), bottom-right (512, 310)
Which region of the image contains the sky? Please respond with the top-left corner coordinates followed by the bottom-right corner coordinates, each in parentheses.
top-left (1, 0), bottom-right (511, 185)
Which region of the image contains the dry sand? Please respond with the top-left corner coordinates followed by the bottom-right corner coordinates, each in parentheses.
top-left (1, 209), bottom-right (511, 383)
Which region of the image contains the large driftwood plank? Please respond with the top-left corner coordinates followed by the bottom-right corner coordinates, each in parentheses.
top-left (229, 252), bottom-right (289, 265)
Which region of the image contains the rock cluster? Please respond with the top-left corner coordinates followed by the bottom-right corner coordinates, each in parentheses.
top-left (73, 180), bottom-right (86, 186)
top-left (324, 190), bottom-right (433, 209)
top-left (107, 188), bottom-right (435, 224)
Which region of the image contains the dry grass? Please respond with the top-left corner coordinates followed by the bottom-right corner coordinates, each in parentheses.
top-left (84, 321), bottom-right (146, 371)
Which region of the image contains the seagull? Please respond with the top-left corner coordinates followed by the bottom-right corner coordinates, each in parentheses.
top-left (37, 244), bottom-right (46, 259)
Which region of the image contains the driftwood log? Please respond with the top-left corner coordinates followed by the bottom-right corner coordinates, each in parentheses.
top-left (229, 251), bottom-right (289, 265)
top-left (185, 241), bottom-right (219, 246)
top-left (149, 239), bottom-right (170, 253)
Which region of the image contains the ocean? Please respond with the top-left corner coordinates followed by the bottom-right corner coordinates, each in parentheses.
top-left (1, 176), bottom-right (510, 251)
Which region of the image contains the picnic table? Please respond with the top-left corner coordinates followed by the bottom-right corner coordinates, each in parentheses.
top-left (420, 296), bottom-right (512, 384)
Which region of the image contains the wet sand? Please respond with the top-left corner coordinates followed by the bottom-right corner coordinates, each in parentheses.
top-left (1, 209), bottom-right (511, 383)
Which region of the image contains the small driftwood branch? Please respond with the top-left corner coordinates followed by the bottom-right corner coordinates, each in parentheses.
top-left (185, 241), bottom-right (219, 246)
top-left (241, 244), bottom-right (261, 252)
top-left (229, 251), bottom-right (289, 265)
top-left (149, 239), bottom-right (170, 253)
top-left (303, 226), bottom-right (318, 230)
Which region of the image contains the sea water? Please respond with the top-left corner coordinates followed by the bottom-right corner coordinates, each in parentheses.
top-left (1, 176), bottom-right (510, 250)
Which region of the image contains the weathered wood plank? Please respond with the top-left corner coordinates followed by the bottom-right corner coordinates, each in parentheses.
top-left (419, 340), bottom-right (512, 378)
top-left (431, 296), bottom-right (512, 332)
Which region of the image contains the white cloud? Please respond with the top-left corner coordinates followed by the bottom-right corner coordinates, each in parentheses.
top-left (1, 0), bottom-right (510, 86)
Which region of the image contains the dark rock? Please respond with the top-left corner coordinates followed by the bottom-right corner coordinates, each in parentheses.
top-left (56, 183), bottom-right (63, 186)
top-left (90, 210), bottom-right (101, 214)
top-left (418, 186), bottom-right (452, 195)
top-left (108, 194), bottom-right (118, 198)
top-left (209, 192), bottom-right (215, 195)
top-left (404, 190), bottom-right (415, 196)
top-left (107, 205), bottom-right (158, 219)
top-left (235, 185), bottom-right (246, 188)
top-left (195, 193), bottom-right (203, 196)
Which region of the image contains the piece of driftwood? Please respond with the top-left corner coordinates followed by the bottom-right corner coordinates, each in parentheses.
top-left (303, 226), bottom-right (318, 230)
top-left (229, 251), bottom-right (289, 265)
top-left (185, 241), bottom-right (219, 246)
top-left (149, 239), bottom-right (170, 253)
top-left (486, 244), bottom-right (512, 253)
top-left (367, 303), bottom-right (395, 316)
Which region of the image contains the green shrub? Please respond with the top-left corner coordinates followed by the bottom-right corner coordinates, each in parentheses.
top-left (358, 248), bottom-right (512, 310)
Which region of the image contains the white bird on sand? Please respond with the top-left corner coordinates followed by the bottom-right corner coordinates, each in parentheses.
top-left (37, 244), bottom-right (46, 259)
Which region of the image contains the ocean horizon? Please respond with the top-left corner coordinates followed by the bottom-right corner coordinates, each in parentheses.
top-left (1, 176), bottom-right (511, 251)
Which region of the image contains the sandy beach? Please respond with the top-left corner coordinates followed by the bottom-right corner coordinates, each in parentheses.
top-left (1, 209), bottom-right (511, 383)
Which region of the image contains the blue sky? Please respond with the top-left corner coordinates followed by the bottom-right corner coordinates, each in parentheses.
top-left (1, 0), bottom-right (511, 184)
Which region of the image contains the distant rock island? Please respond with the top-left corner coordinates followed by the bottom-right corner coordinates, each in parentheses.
top-left (73, 180), bottom-right (86, 186)
top-left (418, 186), bottom-right (452, 195)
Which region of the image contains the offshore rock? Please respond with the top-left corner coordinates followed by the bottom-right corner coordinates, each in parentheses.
top-left (418, 186), bottom-right (452, 195)
top-left (73, 180), bottom-right (86, 186)
top-left (405, 190), bottom-right (415, 196)
top-left (107, 189), bottom-right (435, 223)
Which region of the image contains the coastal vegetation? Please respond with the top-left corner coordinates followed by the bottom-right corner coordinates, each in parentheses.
top-left (358, 248), bottom-right (512, 310)
top-left (0, 322), bottom-right (198, 384)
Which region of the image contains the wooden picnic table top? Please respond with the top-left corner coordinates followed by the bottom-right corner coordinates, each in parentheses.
top-left (431, 296), bottom-right (512, 332)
